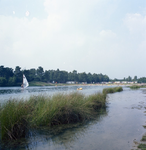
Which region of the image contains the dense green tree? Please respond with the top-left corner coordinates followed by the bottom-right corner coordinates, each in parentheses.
top-left (8, 76), bottom-right (16, 86)
top-left (44, 70), bottom-right (50, 82)
top-left (133, 76), bottom-right (137, 81)
top-left (92, 73), bottom-right (99, 83)
top-left (78, 72), bottom-right (87, 82)
top-left (14, 66), bottom-right (22, 84)
top-left (138, 77), bottom-right (146, 83)
top-left (87, 73), bottom-right (93, 83)
top-left (127, 76), bottom-right (132, 81)
top-left (103, 75), bottom-right (109, 82)
top-left (0, 77), bottom-right (7, 86)
top-left (37, 66), bottom-right (44, 81)
top-left (0, 66), bottom-right (113, 86)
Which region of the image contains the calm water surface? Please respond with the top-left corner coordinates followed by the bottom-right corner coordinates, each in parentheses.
top-left (0, 85), bottom-right (146, 150)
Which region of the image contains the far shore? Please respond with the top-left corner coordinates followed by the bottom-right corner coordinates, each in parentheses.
top-left (29, 81), bottom-right (146, 87)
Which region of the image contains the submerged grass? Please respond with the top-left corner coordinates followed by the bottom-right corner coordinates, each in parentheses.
top-left (0, 87), bottom-right (123, 141)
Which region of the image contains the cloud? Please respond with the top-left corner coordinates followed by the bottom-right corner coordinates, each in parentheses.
top-left (124, 13), bottom-right (146, 34)
top-left (124, 13), bottom-right (146, 52)
top-left (1, 0), bottom-right (146, 79)
top-left (0, 0), bottom-right (120, 77)
top-left (25, 11), bottom-right (30, 17)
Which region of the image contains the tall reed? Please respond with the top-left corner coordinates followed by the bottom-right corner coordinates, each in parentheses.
top-left (0, 99), bottom-right (29, 140)
top-left (129, 85), bottom-right (141, 89)
top-left (0, 87), bottom-right (123, 141)
top-left (102, 86), bottom-right (123, 94)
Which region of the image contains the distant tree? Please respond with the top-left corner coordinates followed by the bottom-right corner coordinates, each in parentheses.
top-left (14, 66), bottom-right (22, 84)
top-left (8, 76), bottom-right (16, 86)
top-left (87, 73), bottom-right (93, 83)
top-left (14, 66), bottom-right (21, 75)
top-left (29, 69), bottom-right (36, 81)
top-left (0, 66), bottom-right (14, 85)
top-left (49, 70), bottom-right (54, 82)
top-left (138, 77), bottom-right (146, 83)
top-left (98, 73), bottom-right (103, 82)
top-left (68, 72), bottom-right (74, 81)
top-left (44, 70), bottom-right (50, 82)
top-left (78, 72), bottom-right (87, 82)
top-left (0, 77), bottom-right (7, 86)
top-left (0, 65), bottom-right (111, 86)
top-left (133, 76), bottom-right (137, 81)
top-left (103, 75), bottom-right (109, 82)
top-left (0, 66), bottom-right (4, 77)
top-left (127, 76), bottom-right (132, 81)
top-left (93, 73), bottom-right (99, 83)
top-left (37, 66), bottom-right (44, 81)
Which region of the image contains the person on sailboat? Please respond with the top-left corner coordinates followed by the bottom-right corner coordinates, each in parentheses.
top-left (21, 84), bottom-right (24, 88)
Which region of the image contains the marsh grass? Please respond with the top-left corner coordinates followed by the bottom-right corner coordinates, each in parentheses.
top-left (30, 92), bottom-right (98, 127)
top-left (142, 135), bottom-right (146, 141)
top-left (138, 143), bottom-right (146, 150)
top-left (102, 86), bottom-right (123, 94)
top-left (0, 99), bottom-right (29, 140)
top-left (0, 87), bottom-right (123, 141)
top-left (129, 85), bottom-right (146, 89)
top-left (129, 85), bottom-right (141, 89)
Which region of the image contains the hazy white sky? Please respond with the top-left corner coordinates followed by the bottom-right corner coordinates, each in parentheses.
top-left (0, 0), bottom-right (146, 79)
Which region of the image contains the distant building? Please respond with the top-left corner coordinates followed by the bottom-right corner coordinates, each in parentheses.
top-left (66, 81), bottom-right (76, 84)
top-left (122, 81), bottom-right (127, 84)
top-left (114, 81), bottom-right (121, 84)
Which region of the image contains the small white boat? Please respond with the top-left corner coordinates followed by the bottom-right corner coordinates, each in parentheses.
top-left (21, 74), bottom-right (29, 89)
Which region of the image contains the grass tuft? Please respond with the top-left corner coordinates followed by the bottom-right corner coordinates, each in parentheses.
top-left (0, 87), bottom-right (123, 141)
top-left (138, 143), bottom-right (146, 150)
top-left (129, 85), bottom-right (141, 89)
top-left (0, 99), bottom-right (29, 140)
top-left (102, 86), bottom-right (123, 94)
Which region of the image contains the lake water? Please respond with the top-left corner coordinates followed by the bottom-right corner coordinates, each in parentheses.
top-left (0, 85), bottom-right (146, 150)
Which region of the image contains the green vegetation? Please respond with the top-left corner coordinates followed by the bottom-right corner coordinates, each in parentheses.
top-left (29, 81), bottom-right (67, 86)
top-left (138, 144), bottom-right (146, 150)
top-left (102, 86), bottom-right (123, 94)
top-left (129, 85), bottom-right (146, 89)
top-left (0, 99), bottom-right (29, 140)
top-left (142, 135), bottom-right (146, 141)
top-left (138, 77), bottom-right (146, 83)
top-left (0, 65), bottom-right (110, 87)
top-left (0, 87), bottom-right (123, 141)
top-left (129, 85), bottom-right (141, 89)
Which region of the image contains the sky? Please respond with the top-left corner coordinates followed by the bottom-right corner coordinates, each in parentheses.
top-left (0, 0), bottom-right (146, 79)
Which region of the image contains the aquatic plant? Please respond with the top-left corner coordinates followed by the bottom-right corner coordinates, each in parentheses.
top-left (138, 143), bottom-right (146, 150)
top-left (142, 135), bottom-right (146, 141)
top-left (29, 92), bottom-right (104, 127)
top-left (0, 87), bottom-right (123, 141)
top-left (102, 86), bottom-right (123, 94)
top-left (129, 85), bottom-right (141, 89)
top-left (0, 99), bottom-right (29, 140)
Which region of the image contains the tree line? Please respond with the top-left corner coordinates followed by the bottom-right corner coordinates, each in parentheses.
top-left (0, 66), bottom-right (110, 86)
top-left (1, 65), bottom-right (145, 87)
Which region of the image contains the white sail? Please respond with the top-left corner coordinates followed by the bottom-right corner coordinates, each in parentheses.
top-left (23, 74), bottom-right (29, 88)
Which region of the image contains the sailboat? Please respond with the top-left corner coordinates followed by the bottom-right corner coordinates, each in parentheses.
top-left (21, 74), bottom-right (29, 89)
